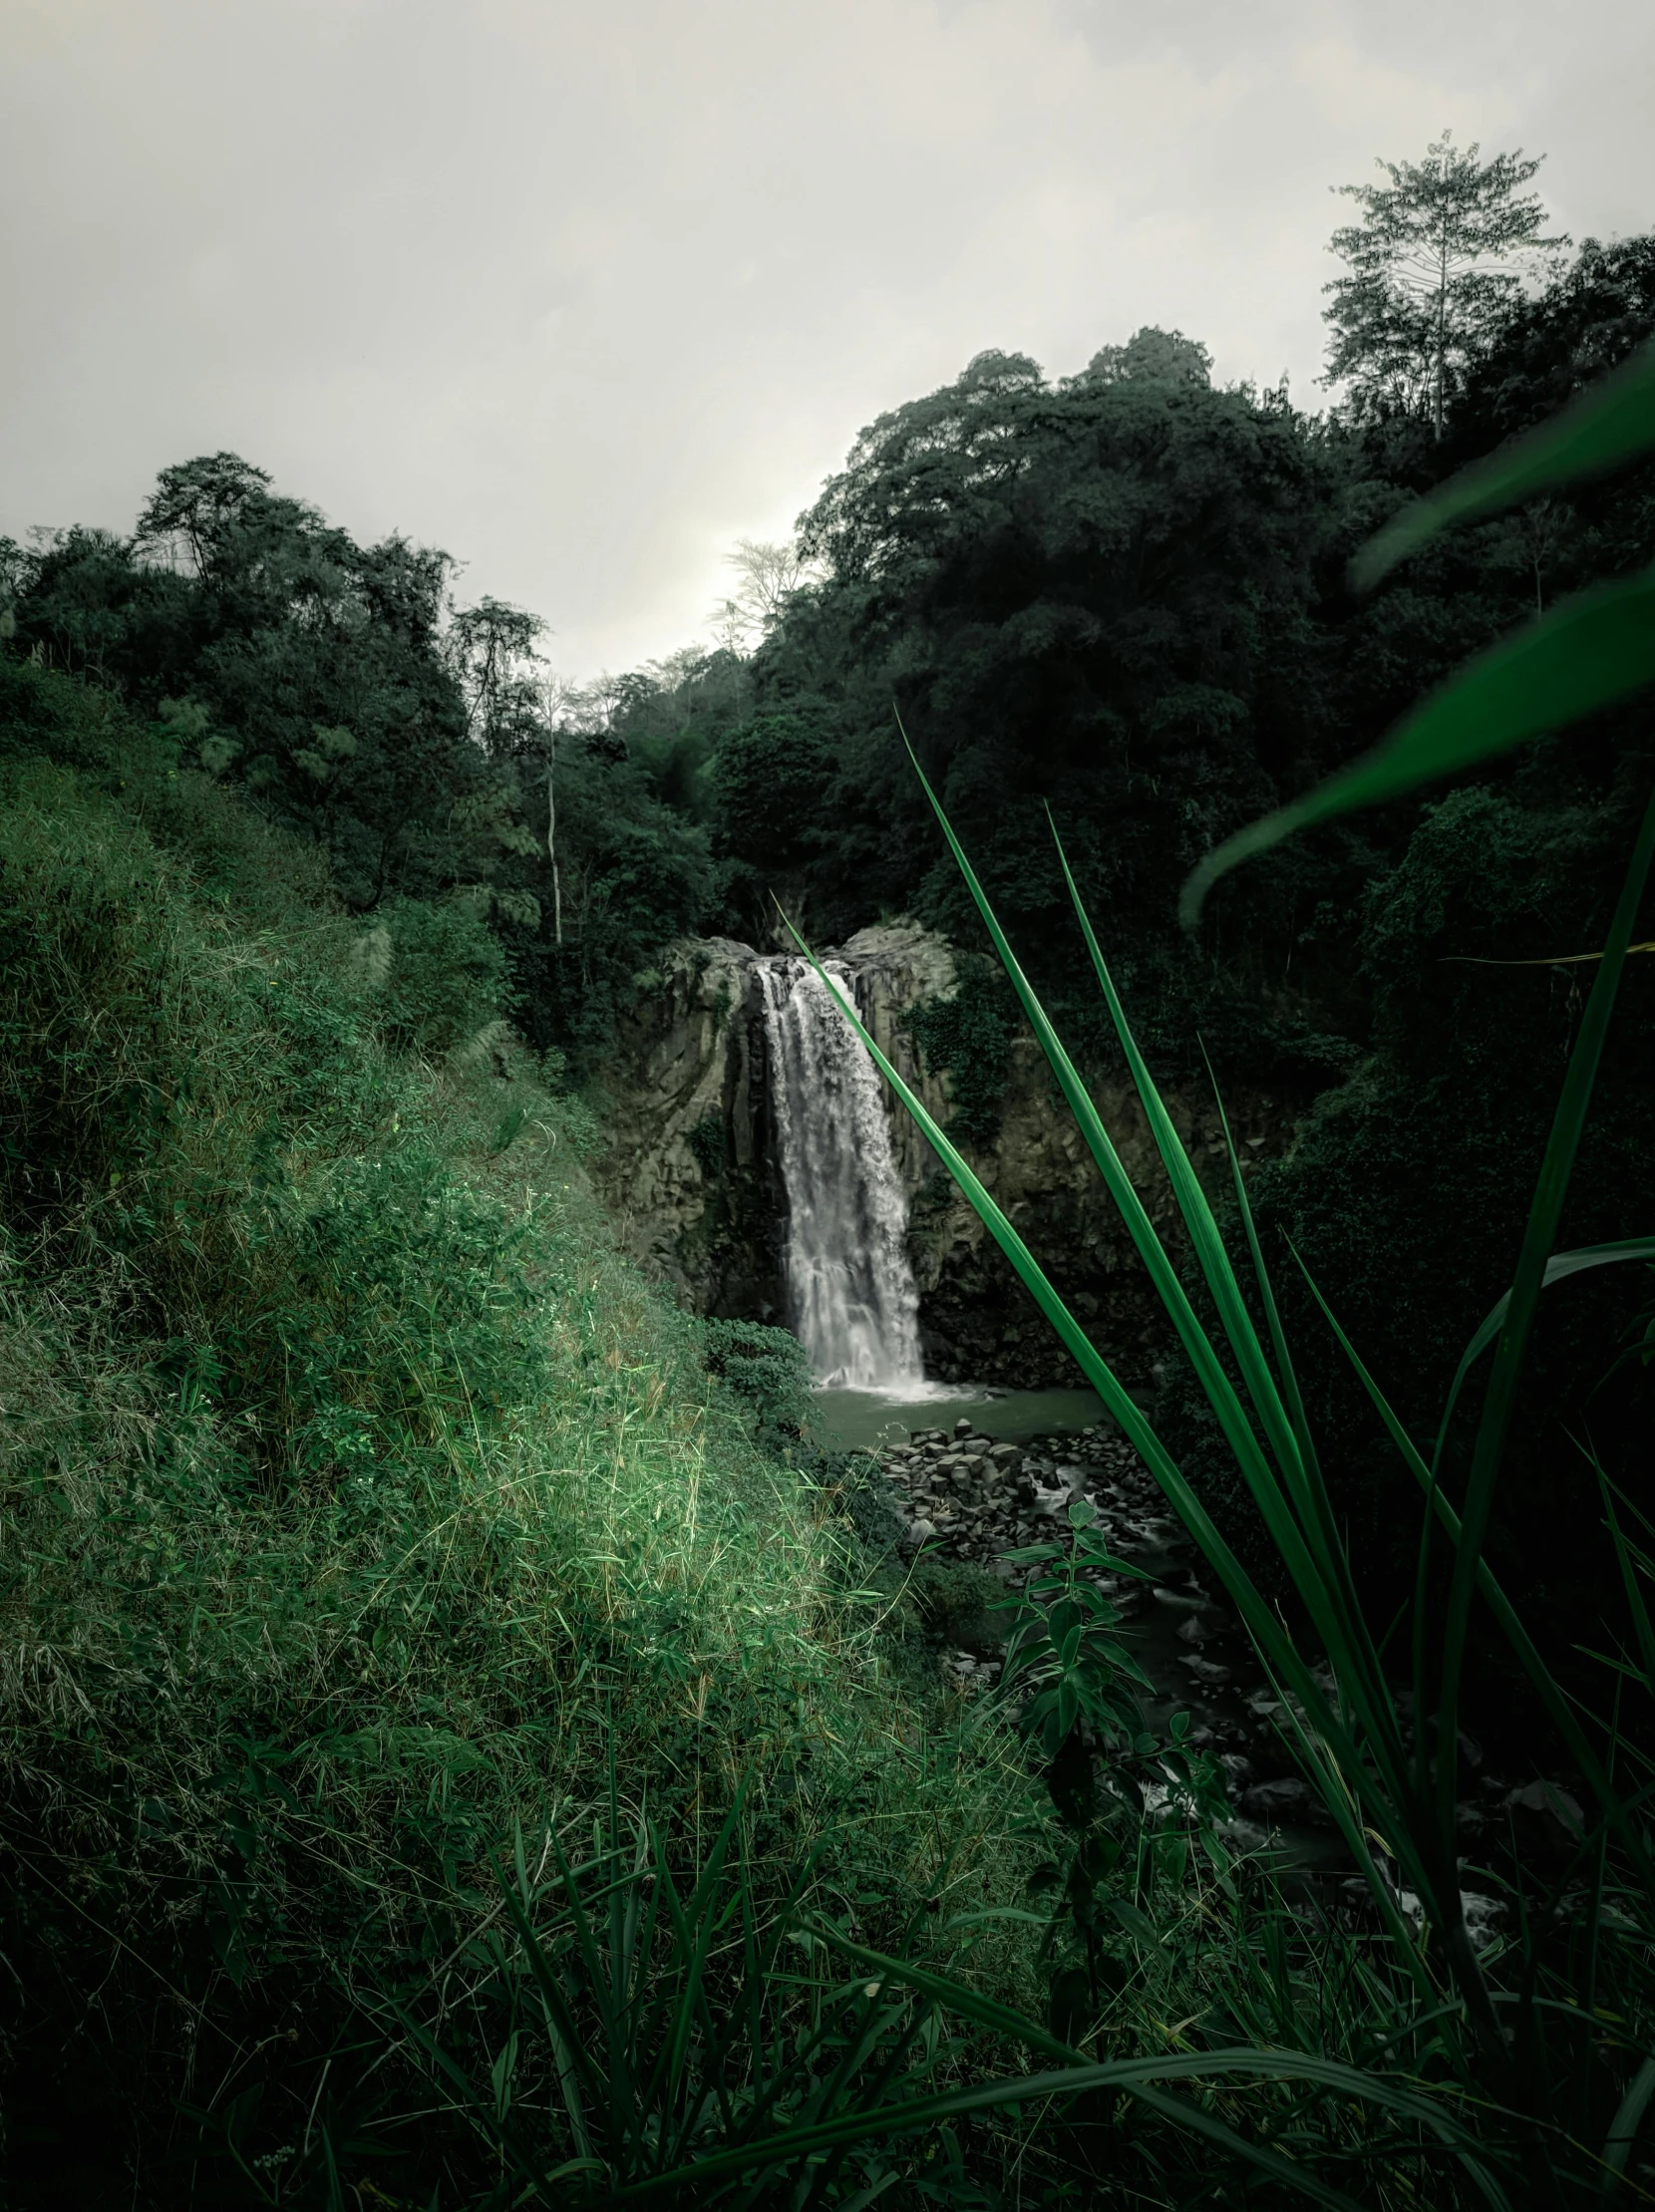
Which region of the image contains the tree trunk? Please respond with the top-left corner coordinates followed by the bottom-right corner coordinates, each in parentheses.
top-left (546, 741), bottom-right (563, 947)
top-left (1434, 240), bottom-right (1449, 441)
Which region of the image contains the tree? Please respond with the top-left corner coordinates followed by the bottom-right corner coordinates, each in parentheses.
top-left (1324, 132), bottom-right (1567, 438)
top-left (135, 452), bottom-right (277, 575)
top-left (707, 537), bottom-right (818, 654)
top-left (445, 594), bottom-right (545, 753)
top-left (781, 342), bottom-right (1334, 954)
top-left (1077, 326), bottom-right (1212, 388)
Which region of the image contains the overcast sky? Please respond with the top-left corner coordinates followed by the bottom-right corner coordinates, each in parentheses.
top-left (3, 0), bottom-right (1651, 680)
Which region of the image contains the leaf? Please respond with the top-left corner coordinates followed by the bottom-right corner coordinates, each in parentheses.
top-left (1108, 1895), bottom-right (1161, 1946)
top-left (1435, 782), bottom-right (1655, 1834)
top-left (1432, 1236), bottom-right (1655, 1468)
top-left (1180, 564), bottom-right (1655, 928)
top-left (1603, 2052), bottom-right (1655, 2190)
top-left (1352, 341), bottom-right (1655, 590)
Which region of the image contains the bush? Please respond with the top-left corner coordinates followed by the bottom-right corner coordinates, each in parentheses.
top-left (377, 892), bottom-right (514, 1055)
top-left (703, 1312), bottom-right (813, 1453)
top-left (904, 972), bottom-right (1017, 1144)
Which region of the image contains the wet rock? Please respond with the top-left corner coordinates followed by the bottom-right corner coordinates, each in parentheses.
top-left (1240, 1777), bottom-right (1313, 1821)
top-left (1460, 1891), bottom-right (1506, 1950)
top-left (1503, 1779), bottom-right (1585, 1844)
top-left (1216, 1817), bottom-right (1269, 1853)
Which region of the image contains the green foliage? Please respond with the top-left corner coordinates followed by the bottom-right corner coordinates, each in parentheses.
top-left (378, 1802), bottom-right (1012, 2208)
top-left (702, 1313), bottom-right (813, 1454)
top-left (5, 456), bottom-right (722, 1077)
top-left (1243, 782), bottom-right (1655, 1598)
top-left (903, 975), bottom-right (1016, 1145)
top-left (902, 1556), bottom-right (1005, 1655)
top-left (0, 696), bottom-right (1045, 2202)
top-left (6, 164), bottom-right (1655, 2209)
top-left (766, 340), bottom-right (1333, 979)
top-left (797, 366), bottom-right (1655, 2200)
top-left (377, 892), bottom-right (514, 1056)
top-left (996, 1499), bottom-right (1154, 1760)
top-left (709, 710), bottom-right (833, 873)
top-left (686, 1106), bottom-right (726, 1178)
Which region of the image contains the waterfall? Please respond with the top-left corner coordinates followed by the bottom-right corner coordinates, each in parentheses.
top-left (757, 958), bottom-right (924, 1390)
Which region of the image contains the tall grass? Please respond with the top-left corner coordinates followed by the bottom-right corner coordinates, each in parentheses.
top-left (0, 734), bottom-right (1045, 2204)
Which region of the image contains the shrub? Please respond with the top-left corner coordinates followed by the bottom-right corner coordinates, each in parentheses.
top-left (377, 892), bottom-right (514, 1055)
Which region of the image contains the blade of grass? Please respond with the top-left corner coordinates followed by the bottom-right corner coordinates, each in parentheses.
top-left (861, 748), bottom-right (1353, 1664)
top-left (1048, 822), bottom-right (1316, 1537)
top-left (1438, 781), bottom-right (1655, 1838)
top-left (604, 2048), bottom-right (1468, 2212)
top-left (1054, 818), bottom-right (1393, 1708)
top-left (1201, 1040), bottom-right (1323, 1499)
top-left (1432, 1238), bottom-right (1655, 1472)
top-left (1602, 2053), bottom-right (1655, 2193)
top-left (1352, 343), bottom-right (1655, 591)
top-left (782, 914), bottom-right (1422, 1826)
top-left (784, 908), bottom-right (1465, 1945)
top-left (1179, 573), bottom-right (1655, 928)
top-left (1596, 1469), bottom-right (1655, 1705)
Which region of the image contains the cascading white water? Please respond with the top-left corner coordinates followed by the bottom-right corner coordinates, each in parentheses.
top-left (757, 958), bottom-right (924, 1390)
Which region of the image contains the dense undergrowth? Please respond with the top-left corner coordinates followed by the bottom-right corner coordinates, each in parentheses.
top-left (0, 670), bottom-right (1062, 2205)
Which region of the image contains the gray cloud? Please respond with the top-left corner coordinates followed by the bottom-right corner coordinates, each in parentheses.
top-left (3, 0), bottom-right (1650, 676)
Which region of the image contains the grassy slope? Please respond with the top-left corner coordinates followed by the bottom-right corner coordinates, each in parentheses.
top-left (0, 667), bottom-right (1035, 2199)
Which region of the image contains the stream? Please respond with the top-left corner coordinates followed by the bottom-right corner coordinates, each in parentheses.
top-left (820, 1388), bottom-right (1390, 1882)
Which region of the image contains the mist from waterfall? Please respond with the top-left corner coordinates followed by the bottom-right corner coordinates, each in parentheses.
top-left (757, 958), bottom-right (924, 1390)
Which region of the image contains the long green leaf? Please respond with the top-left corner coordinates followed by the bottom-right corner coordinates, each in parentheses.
top-left (1603, 2052), bottom-right (1655, 2192)
top-left (605, 2039), bottom-right (1471, 2211)
top-left (1353, 342), bottom-right (1655, 591)
top-left (1179, 566), bottom-right (1655, 928)
top-left (1433, 1237), bottom-right (1655, 1471)
top-left (788, 843), bottom-right (1474, 1929)
top-left (1438, 782), bottom-right (1655, 1834)
top-left (778, 920), bottom-right (1226, 1601)
top-left (856, 766), bottom-right (1462, 1889)
top-left (1294, 1249), bottom-right (1655, 1909)
top-left (781, 918), bottom-right (1406, 1802)
top-left (1597, 1468), bottom-right (1655, 1719)
top-left (879, 743), bottom-right (1343, 1646)
top-left (1054, 820), bottom-right (1393, 1697)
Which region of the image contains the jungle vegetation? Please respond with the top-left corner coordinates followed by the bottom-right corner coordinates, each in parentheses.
top-left (2, 138), bottom-right (1653, 2206)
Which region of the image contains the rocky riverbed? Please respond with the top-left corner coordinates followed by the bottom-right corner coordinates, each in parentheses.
top-left (869, 1414), bottom-right (1570, 1915)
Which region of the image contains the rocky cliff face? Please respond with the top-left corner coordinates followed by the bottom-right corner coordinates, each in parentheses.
top-left (593, 921), bottom-right (1294, 1389)
top-left (594, 937), bottom-right (788, 1322)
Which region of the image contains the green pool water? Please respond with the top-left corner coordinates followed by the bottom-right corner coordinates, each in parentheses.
top-left (808, 1383), bottom-right (1108, 1453)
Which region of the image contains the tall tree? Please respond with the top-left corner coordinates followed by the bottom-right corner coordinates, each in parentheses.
top-left (445, 594), bottom-right (545, 753)
top-left (707, 538), bottom-right (818, 654)
top-left (777, 337), bottom-right (1334, 954)
top-left (1324, 132), bottom-right (1566, 438)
